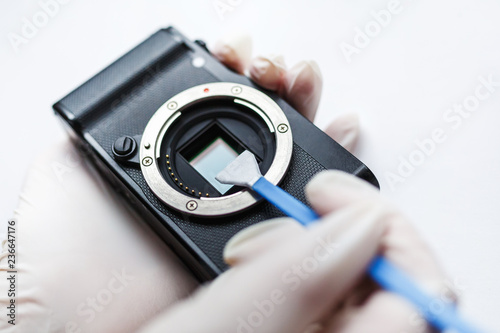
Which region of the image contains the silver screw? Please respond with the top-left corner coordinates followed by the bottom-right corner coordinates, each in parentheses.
top-left (186, 200), bottom-right (198, 211)
top-left (142, 157), bottom-right (153, 166)
top-left (278, 124), bottom-right (289, 133)
top-left (231, 86), bottom-right (242, 94)
top-left (144, 143), bottom-right (151, 149)
top-left (167, 102), bottom-right (178, 110)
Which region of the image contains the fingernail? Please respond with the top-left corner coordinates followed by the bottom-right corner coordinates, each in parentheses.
top-left (211, 33), bottom-right (252, 74)
top-left (307, 60), bottom-right (322, 80)
top-left (287, 61), bottom-right (322, 89)
top-left (284, 60), bottom-right (323, 121)
top-left (305, 171), bottom-right (379, 215)
top-left (250, 57), bottom-right (271, 80)
top-left (306, 171), bottom-right (368, 198)
top-left (324, 113), bottom-right (360, 153)
top-left (303, 323), bottom-right (324, 333)
top-left (249, 55), bottom-right (286, 91)
top-left (223, 218), bottom-right (300, 266)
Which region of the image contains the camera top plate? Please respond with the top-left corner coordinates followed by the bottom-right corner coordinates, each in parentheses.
top-left (140, 82), bottom-right (293, 217)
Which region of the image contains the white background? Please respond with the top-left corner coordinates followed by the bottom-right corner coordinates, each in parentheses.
top-left (1, 0), bottom-right (499, 331)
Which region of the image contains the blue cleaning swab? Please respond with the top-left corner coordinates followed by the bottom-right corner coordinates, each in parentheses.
top-left (216, 150), bottom-right (485, 333)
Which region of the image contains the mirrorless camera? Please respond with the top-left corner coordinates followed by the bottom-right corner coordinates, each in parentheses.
top-left (54, 27), bottom-right (379, 281)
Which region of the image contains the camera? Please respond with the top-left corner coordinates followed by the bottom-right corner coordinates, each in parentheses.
top-left (53, 27), bottom-right (379, 281)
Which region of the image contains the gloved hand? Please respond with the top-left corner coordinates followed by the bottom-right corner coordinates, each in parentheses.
top-left (0, 34), bottom-right (361, 333)
top-left (138, 170), bottom-right (457, 333)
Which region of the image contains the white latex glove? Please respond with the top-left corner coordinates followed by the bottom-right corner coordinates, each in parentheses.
top-left (138, 171), bottom-right (456, 333)
top-left (0, 34), bottom-right (361, 333)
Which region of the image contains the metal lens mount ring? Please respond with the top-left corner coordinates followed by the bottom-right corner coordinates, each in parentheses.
top-left (140, 82), bottom-right (293, 217)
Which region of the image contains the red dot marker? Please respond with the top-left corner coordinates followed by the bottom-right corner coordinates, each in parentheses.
top-left (204, 88), bottom-right (209, 93)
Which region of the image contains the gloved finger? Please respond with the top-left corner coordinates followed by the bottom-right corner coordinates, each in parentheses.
top-left (379, 211), bottom-right (453, 295)
top-left (306, 171), bottom-right (454, 304)
top-left (222, 170), bottom-right (363, 268)
top-left (212, 37), bottom-right (322, 122)
top-left (139, 203), bottom-right (390, 333)
top-left (305, 170), bottom-right (381, 216)
top-left (249, 55), bottom-right (287, 91)
top-left (222, 172), bottom-right (371, 268)
top-left (211, 33), bottom-right (252, 74)
top-left (223, 217), bottom-right (304, 266)
top-left (305, 171), bottom-right (456, 332)
top-left (323, 113), bottom-right (360, 153)
top-left (280, 60), bottom-right (323, 122)
top-left (324, 291), bottom-right (432, 333)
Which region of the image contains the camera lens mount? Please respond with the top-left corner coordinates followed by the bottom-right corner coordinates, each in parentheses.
top-left (140, 82), bottom-right (293, 217)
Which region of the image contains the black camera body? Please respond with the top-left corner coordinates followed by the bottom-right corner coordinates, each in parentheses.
top-left (54, 27), bottom-right (378, 281)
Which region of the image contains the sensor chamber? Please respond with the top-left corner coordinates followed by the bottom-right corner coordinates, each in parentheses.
top-left (140, 83), bottom-right (293, 217)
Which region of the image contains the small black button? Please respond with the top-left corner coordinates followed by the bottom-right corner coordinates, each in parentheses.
top-left (113, 136), bottom-right (136, 159)
top-left (194, 40), bottom-right (210, 53)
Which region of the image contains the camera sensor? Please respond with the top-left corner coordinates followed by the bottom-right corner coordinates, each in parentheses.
top-left (181, 123), bottom-right (246, 194)
top-left (188, 137), bottom-right (237, 194)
